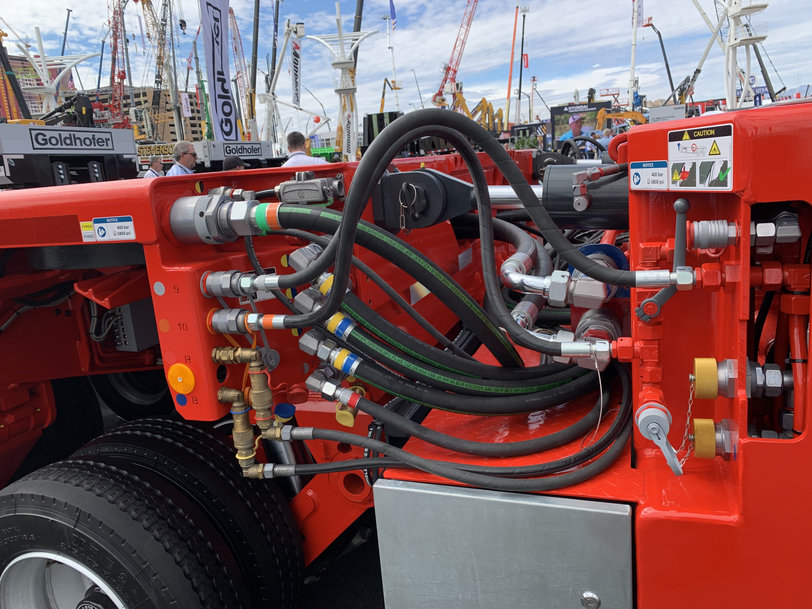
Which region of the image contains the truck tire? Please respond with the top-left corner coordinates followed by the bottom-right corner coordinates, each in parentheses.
top-left (0, 459), bottom-right (250, 609)
top-left (89, 370), bottom-right (175, 420)
top-left (72, 417), bottom-right (304, 609)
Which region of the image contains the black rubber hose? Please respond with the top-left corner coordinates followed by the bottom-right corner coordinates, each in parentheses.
top-left (351, 357), bottom-right (596, 415)
top-left (276, 363), bottom-right (630, 476)
top-left (357, 109), bottom-right (638, 288)
top-left (289, 420), bottom-right (631, 492)
top-left (276, 206), bottom-right (522, 367)
top-left (272, 228), bottom-right (470, 357)
top-left (340, 293), bottom-right (567, 381)
top-left (329, 324), bottom-right (581, 396)
top-left (351, 379), bottom-right (610, 456)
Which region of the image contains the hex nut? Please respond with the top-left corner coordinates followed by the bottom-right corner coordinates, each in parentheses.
top-left (316, 339), bottom-right (337, 362)
top-left (228, 199), bottom-right (255, 235)
top-left (548, 270), bottom-right (570, 308)
top-left (754, 222), bottom-right (776, 247)
top-left (674, 266), bottom-right (694, 291)
top-left (774, 213), bottom-right (802, 244)
top-left (298, 331), bottom-right (321, 356)
top-left (570, 277), bottom-right (607, 309)
top-left (763, 364), bottom-right (784, 398)
top-left (320, 379), bottom-right (341, 400)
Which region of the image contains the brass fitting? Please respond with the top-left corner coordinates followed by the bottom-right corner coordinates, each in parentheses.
top-left (218, 387), bottom-right (256, 469)
top-left (248, 360), bottom-right (273, 432)
top-left (241, 463), bottom-right (266, 479)
top-left (211, 346), bottom-right (261, 364)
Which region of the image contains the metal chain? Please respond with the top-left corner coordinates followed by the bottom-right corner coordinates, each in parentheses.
top-left (678, 375), bottom-right (695, 466)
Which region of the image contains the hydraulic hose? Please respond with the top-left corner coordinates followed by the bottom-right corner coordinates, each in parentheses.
top-left (349, 356), bottom-right (596, 415)
top-left (275, 205), bottom-right (522, 366)
top-left (323, 323), bottom-right (581, 396)
top-left (350, 378), bottom-right (611, 457)
top-left (356, 109), bottom-right (639, 288)
top-left (339, 294), bottom-right (567, 380)
top-left (285, 419), bottom-right (631, 493)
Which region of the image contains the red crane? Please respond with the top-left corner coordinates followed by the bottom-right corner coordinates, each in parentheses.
top-left (103, 0), bottom-right (131, 128)
top-left (431, 0), bottom-right (478, 108)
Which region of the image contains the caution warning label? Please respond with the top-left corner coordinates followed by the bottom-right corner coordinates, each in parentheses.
top-left (668, 124), bottom-right (732, 191)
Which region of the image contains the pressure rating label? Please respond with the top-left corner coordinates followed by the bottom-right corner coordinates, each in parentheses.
top-left (629, 161), bottom-right (668, 190)
top-left (667, 124), bottom-right (733, 191)
top-left (82, 216), bottom-right (137, 242)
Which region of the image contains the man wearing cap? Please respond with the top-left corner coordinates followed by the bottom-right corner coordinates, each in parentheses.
top-left (558, 114), bottom-right (588, 143)
top-left (222, 155), bottom-right (246, 171)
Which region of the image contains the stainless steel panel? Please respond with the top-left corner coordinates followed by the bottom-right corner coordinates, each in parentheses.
top-left (374, 479), bottom-right (632, 609)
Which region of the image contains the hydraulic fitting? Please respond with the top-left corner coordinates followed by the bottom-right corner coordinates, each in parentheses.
top-left (276, 173), bottom-right (344, 204)
top-left (693, 418), bottom-right (736, 460)
top-left (211, 346), bottom-right (261, 365)
top-left (693, 357), bottom-right (792, 400)
top-left (170, 194), bottom-right (259, 244)
top-left (635, 398), bottom-right (683, 476)
top-left (218, 387), bottom-right (256, 469)
top-left (293, 287), bottom-right (325, 314)
top-left (288, 243), bottom-right (325, 273)
top-left (691, 219), bottom-right (738, 249)
top-left (547, 270), bottom-right (570, 307)
top-left (574, 309), bottom-right (622, 371)
top-left (209, 309), bottom-right (248, 334)
top-left (203, 270), bottom-right (256, 298)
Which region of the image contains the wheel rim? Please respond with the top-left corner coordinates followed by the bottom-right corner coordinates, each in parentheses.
top-left (0, 551), bottom-right (127, 609)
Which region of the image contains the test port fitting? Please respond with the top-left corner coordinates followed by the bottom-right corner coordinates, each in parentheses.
top-left (218, 387), bottom-right (256, 470)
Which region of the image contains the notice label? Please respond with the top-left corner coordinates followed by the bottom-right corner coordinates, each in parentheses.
top-left (92, 216), bottom-right (136, 242)
top-left (668, 124), bottom-right (733, 191)
top-left (630, 161), bottom-right (668, 190)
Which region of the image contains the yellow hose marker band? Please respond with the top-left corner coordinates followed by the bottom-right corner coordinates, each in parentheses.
top-left (333, 348), bottom-right (351, 370)
top-left (167, 363), bottom-right (195, 394)
top-left (319, 274), bottom-right (334, 295)
top-left (326, 312), bottom-right (346, 334)
top-left (236, 451), bottom-right (257, 461)
top-left (693, 358), bottom-right (719, 399)
top-left (693, 419), bottom-right (717, 459)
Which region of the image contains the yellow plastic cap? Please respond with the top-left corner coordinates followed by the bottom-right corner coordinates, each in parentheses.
top-left (693, 418), bottom-right (717, 459)
top-left (693, 358), bottom-right (719, 399)
top-left (335, 404), bottom-right (357, 428)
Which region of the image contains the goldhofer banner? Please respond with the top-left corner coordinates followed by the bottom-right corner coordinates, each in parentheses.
top-left (199, 0), bottom-right (238, 141)
top-left (291, 39), bottom-right (302, 107)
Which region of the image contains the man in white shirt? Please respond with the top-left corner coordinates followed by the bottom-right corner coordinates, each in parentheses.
top-left (166, 141), bottom-right (198, 176)
top-left (281, 132), bottom-right (329, 168)
top-left (143, 156), bottom-right (164, 178)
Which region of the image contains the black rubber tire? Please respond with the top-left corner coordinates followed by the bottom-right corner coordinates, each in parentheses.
top-left (89, 370), bottom-right (175, 420)
top-left (72, 417), bottom-right (304, 609)
top-left (0, 459), bottom-right (250, 609)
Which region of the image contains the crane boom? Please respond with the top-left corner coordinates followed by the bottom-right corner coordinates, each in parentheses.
top-left (431, 0), bottom-right (478, 107)
top-left (228, 8), bottom-right (250, 138)
top-left (105, 0), bottom-right (130, 128)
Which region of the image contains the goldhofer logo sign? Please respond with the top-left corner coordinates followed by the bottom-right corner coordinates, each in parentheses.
top-left (223, 143), bottom-right (262, 157)
top-left (30, 129), bottom-right (114, 151)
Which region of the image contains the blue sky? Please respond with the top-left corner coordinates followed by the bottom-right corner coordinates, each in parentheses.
top-left (3, 0), bottom-right (810, 137)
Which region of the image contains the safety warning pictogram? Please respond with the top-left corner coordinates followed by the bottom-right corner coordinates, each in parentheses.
top-left (709, 141), bottom-right (721, 155)
top-left (682, 131), bottom-right (690, 140)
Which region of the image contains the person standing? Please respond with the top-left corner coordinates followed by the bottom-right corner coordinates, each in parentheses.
top-left (166, 141), bottom-right (198, 176)
top-left (597, 128), bottom-right (613, 150)
top-left (281, 132), bottom-right (329, 168)
top-left (143, 156), bottom-right (164, 178)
